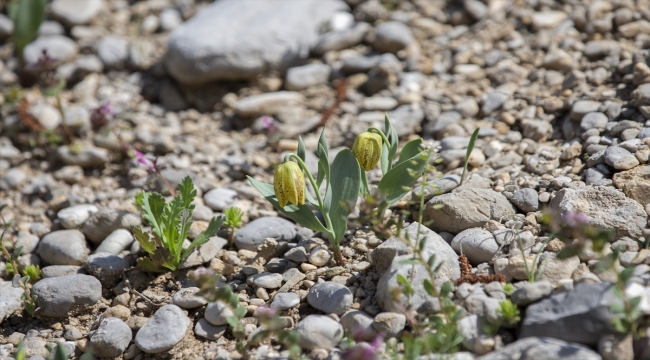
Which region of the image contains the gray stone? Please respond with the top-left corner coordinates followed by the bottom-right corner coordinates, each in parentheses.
top-left (15, 231), bottom-right (40, 254)
top-left (511, 188), bottom-right (539, 213)
top-left (423, 189), bottom-right (516, 234)
top-left (234, 217), bottom-right (296, 251)
top-left (451, 228), bottom-right (499, 265)
top-left (194, 318), bottom-right (226, 341)
top-left (204, 188), bottom-right (238, 211)
top-left (531, 11), bottom-right (567, 30)
top-left (165, 0), bottom-right (347, 85)
top-left (28, 103), bottom-right (61, 130)
top-left (24, 35), bottom-right (79, 66)
top-left (584, 40), bottom-right (620, 60)
top-left (95, 229), bottom-right (134, 255)
top-left (0, 168), bottom-right (26, 190)
top-left (604, 146), bottom-right (639, 170)
top-left (51, 0), bottom-right (103, 26)
top-left (32, 274), bottom-right (102, 317)
top-left (372, 21), bottom-right (413, 53)
top-left (37, 230), bottom-right (88, 266)
top-left (252, 272), bottom-right (284, 289)
top-left (411, 175), bottom-right (461, 203)
top-left (476, 337), bottom-right (601, 360)
top-left (549, 187), bottom-right (647, 240)
top-left (159, 8), bottom-right (183, 31)
top-left (179, 237), bottom-right (227, 269)
top-left (511, 281), bottom-right (554, 306)
top-left (284, 246), bottom-right (308, 263)
top-left (372, 312), bottom-right (406, 338)
top-left (537, 253), bottom-right (580, 284)
top-left (57, 204), bottom-right (98, 229)
top-left (362, 97), bottom-right (398, 111)
top-left (204, 300), bottom-right (234, 326)
top-left (295, 315), bottom-right (343, 351)
top-left (98, 36), bottom-right (129, 68)
top-left (85, 252), bottom-right (129, 285)
top-left (482, 83), bottom-right (517, 114)
top-left (340, 310), bottom-right (377, 341)
top-left (270, 292), bottom-right (300, 310)
top-left (0, 13), bottom-right (13, 38)
top-left (521, 283), bottom-right (619, 346)
top-left (89, 317), bottom-right (132, 358)
top-left (235, 91), bottom-right (304, 118)
top-left (389, 105), bottom-right (424, 137)
top-left (0, 281), bottom-right (24, 324)
top-left (172, 287), bottom-right (207, 309)
top-left (634, 84), bottom-right (650, 107)
top-left (135, 305), bottom-right (190, 353)
top-left (265, 258), bottom-right (288, 273)
top-left (57, 145), bottom-right (111, 168)
top-left (41, 265), bottom-right (83, 278)
top-left (580, 112), bottom-right (608, 131)
top-left (285, 63), bottom-right (331, 91)
top-left (307, 282), bottom-right (353, 315)
top-left (342, 54), bottom-right (380, 74)
top-left (312, 22), bottom-right (370, 55)
top-left (570, 100), bottom-right (601, 121)
top-left (81, 209), bottom-right (141, 244)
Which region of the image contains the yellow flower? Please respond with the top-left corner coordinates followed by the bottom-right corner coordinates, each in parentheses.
top-left (352, 132), bottom-right (382, 171)
top-left (274, 161), bottom-right (305, 208)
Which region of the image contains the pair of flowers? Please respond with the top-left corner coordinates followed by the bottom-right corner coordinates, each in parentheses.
top-left (274, 131), bottom-right (381, 208)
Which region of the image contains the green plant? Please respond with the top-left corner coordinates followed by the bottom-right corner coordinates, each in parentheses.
top-left (248, 115), bottom-right (431, 265)
top-left (502, 283), bottom-right (515, 295)
top-left (23, 264), bottom-right (41, 283)
top-left (133, 176), bottom-right (224, 272)
top-left (496, 299), bottom-right (521, 326)
top-left (7, 0), bottom-right (47, 63)
top-left (460, 129), bottom-right (480, 185)
top-left (223, 206), bottom-right (244, 248)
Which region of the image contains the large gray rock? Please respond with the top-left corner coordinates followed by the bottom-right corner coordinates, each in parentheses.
top-left (476, 337), bottom-right (601, 360)
top-left (37, 230), bottom-right (88, 266)
top-left (89, 317), bottom-right (132, 357)
top-left (295, 315), bottom-right (344, 351)
top-left (135, 305), bottom-right (190, 353)
top-left (423, 189), bottom-right (516, 234)
top-left (84, 252), bottom-right (129, 285)
top-left (0, 281), bottom-right (24, 324)
top-left (549, 187), bottom-right (647, 240)
top-left (165, 0), bottom-right (348, 85)
top-left (81, 209), bottom-right (141, 244)
top-left (234, 217), bottom-right (296, 251)
top-left (307, 282), bottom-right (353, 315)
top-left (520, 282), bottom-right (619, 346)
top-left (451, 228), bottom-right (499, 265)
top-left (375, 224), bottom-right (460, 313)
top-left (32, 274), bottom-right (102, 317)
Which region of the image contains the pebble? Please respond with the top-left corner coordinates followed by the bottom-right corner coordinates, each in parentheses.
top-left (204, 300), bottom-right (234, 326)
top-left (32, 274), bottom-right (102, 317)
top-left (41, 265), bottom-right (83, 278)
top-left (194, 318), bottom-right (227, 341)
top-left (57, 204), bottom-right (98, 229)
top-left (37, 230), bottom-right (88, 266)
top-left (234, 217), bottom-right (296, 251)
top-left (95, 229), bottom-right (134, 255)
top-left (284, 246), bottom-right (308, 263)
top-left (29, 103), bottom-right (61, 130)
top-left (511, 281), bottom-right (554, 306)
top-left (270, 292), bottom-right (300, 310)
top-left (51, 0), bottom-right (103, 26)
top-left (308, 247), bottom-right (332, 266)
top-left (285, 64), bottom-right (331, 91)
top-left (135, 305), bottom-right (190, 353)
top-left (57, 145), bottom-right (111, 168)
top-left (307, 282), bottom-right (353, 315)
top-left (312, 22), bottom-right (370, 55)
top-left (159, 8), bottom-right (183, 31)
top-left (204, 187), bottom-right (238, 211)
top-left (510, 188), bottom-right (539, 213)
top-left (372, 21), bottom-right (413, 53)
top-left (81, 209), bottom-right (141, 244)
top-left (604, 146), bottom-right (639, 170)
top-left (0, 281), bottom-right (24, 323)
top-left (0, 168), bottom-right (26, 190)
top-left (295, 315), bottom-right (343, 351)
top-left (451, 228), bottom-right (499, 265)
top-left (85, 252), bottom-right (129, 285)
top-left (89, 317), bottom-right (132, 358)
top-left (23, 35), bottom-right (79, 65)
top-left (172, 287), bottom-right (207, 309)
top-left (98, 36), bottom-right (129, 68)
top-left (252, 272), bottom-right (283, 289)
top-left (179, 237), bottom-right (227, 269)
top-left (372, 312), bottom-right (406, 338)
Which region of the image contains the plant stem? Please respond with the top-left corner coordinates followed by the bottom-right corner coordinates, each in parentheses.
top-left (54, 94), bottom-right (74, 143)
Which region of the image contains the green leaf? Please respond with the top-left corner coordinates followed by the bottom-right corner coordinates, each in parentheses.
top-left (384, 114), bottom-right (399, 168)
top-left (177, 209), bottom-right (193, 248)
top-left (318, 128), bottom-right (329, 158)
top-left (11, 246), bottom-right (23, 261)
top-left (378, 149), bottom-right (431, 205)
top-left (12, 274), bottom-right (21, 288)
top-left (226, 315), bottom-right (239, 328)
top-left (247, 177), bottom-right (328, 233)
top-left (137, 257), bottom-right (165, 273)
top-left (15, 342), bottom-right (25, 360)
top-left (328, 149), bottom-right (361, 245)
top-left (137, 191), bottom-right (167, 243)
top-left (440, 281), bottom-right (454, 298)
top-left (423, 279), bottom-right (435, 296)
top-left (630, 296), bottom-right (642, 309)
top-left (297, 136), bottom-right (306, 164)
top-left (9, 0), bottom-right (47, 56)
top-left (380, 142), bottom-right (390, 175)
top-left (394, 138), bottom-right (423, 167)
top-left (53, 342), bottom-right (67, 360)
top-left (133, 227), bottom-right (156, 254)
top-left (177, 176), bottom-right (197, 209)
top-left (460, 128), bottom-right (480, 185)
top-left (620, 267), bottom-right (635, 284)
top-left (316, 143), bottom-right (330, 188)
top-left (234, 306), bottom-right (246, 319)
top-left (181, 216), bottom-right (225, 260)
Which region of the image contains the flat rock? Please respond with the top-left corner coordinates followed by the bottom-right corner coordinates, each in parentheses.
top-left (57, 145), bottom-right (110, 168)
top-left (451, 228), bottom-right (499, 265)
top-left (135, 305), bottom-right (190, 353)
top-left (194, 318), bottom-right (227, 341)
top-left (57, 204), bottom-right (98, 229)
top-left (234, 217), bottom-right (296, 251)
top-left (0, 281), bottom-right (24, 324)
top-left (372, 21), bottom-right (413, 53)
top-left (24, 35), bottom-right (79, 65)
top-left (95, 229), bottom-right (134, 255)
top-left (41, 265), bottom-right (84, 278)
top-left (179, 237), bottom-right (227, 269)
top-left (204, 300), bottom-right (234, 326)
top-left (549, 187), bottom-right (647, 240)
top-left (172, 287), bottom-right (207, 309)
top-left (89, 317), bottom-right (132, 358)
top-left (307, 282), bottom-right (352, 315)
top-left (476, 337), bottom-right (601, 360)
top-left (84, 252), bottom-right (129, 285)
top-left (295, 315), bottom-right (344, 351)
top-left (285, 64), bottom-right (331, 90)
top-left (37, 230), bottom-right (88, 266)
top-left (203, 187), bottom-right (237, 211)
top-left (511, 281), bottom-right (554, 306)
top-left (235, 91), bottom-right (304, 118)
top-left (165, 0), bottom-right (347, 85)
top-left (312, 22), bottom-right (370, 55)
top-left (510, 188), bottom-right (539, 213)
top-left (32, 274), bottom-right (102, 317)
top-left (270, 292), bottom-right (300, 310)
top-left (51, 0), bottom-right (103, 26)
top-left (423, 189), bottom-right (516, 234)
top-left (520, 282), bottom-right (619, 346)
top-left (613, 165), bottom-right (650, 207)
top-left (81, 209), bottom-right (141, 244)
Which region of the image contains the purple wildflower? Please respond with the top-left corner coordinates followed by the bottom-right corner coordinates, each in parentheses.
top-left (133, 150), bottom-right (164, 175)
top-left (343, 333), bottom-right (384, 360)
top-left (91, 101), bottom-right (115, 130)
top-left (563, 211), bottom-right (589, 228)
top-left (262, 115), bottom-right (274, 129)
top-left (254, 305), bottom-right (278, 319)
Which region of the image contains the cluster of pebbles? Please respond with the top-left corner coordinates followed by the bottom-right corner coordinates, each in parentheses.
top-left (3, 0), bottom-right (650, 359)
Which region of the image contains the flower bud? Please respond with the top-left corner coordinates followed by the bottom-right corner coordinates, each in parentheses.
top-left (274, 161), bottom-right (306, 208)
top-left (352, 132), bottom-right (382, 171)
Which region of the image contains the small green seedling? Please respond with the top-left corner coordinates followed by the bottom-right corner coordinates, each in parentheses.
top-left (223, 206), bottom-right (244, 248)
top-left (497, 299), bottom-right (521, 326)
top-left (133, 176), bottom-right (224, 272)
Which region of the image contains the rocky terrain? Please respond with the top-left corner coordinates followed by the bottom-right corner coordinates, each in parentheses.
top-left (2, 0), bottom-right (650, 359)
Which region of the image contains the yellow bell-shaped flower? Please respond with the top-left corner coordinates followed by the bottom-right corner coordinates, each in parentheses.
top-left (274, 161), bottom-right (306, 208)
top-left (352, 131), bottom-right (382, 171)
